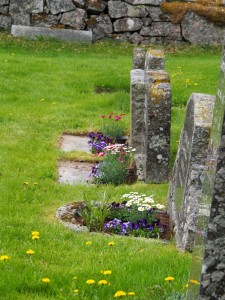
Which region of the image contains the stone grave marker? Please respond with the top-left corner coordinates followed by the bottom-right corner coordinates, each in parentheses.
top-left (130, 48), bottom-right (171, 183)
top-left (186, 49), bottom-right (225, 300)
top-left (167, 93), bottom-right (215, 251)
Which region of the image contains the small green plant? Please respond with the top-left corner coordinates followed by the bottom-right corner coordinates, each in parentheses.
top-left (100, 112), bottom-right (126, 141)
top-left (78, 191), bottom-right (110, 232)
top-left (90, 144), bottom-right (136, 186)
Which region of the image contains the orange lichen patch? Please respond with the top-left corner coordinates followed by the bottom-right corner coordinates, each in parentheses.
top-left (147, 49), bottom-right (164, 58)
top-left (161, 1), bottom-right (225, 24)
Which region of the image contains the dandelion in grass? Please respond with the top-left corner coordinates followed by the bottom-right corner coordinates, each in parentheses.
top-left (108, 241), bottom-right (115, 246)
top-left (101, 270), bottom-right (112, 275)
top-left (32, 235), bottom-right (39, 240)
top-left (26, 249), bottom-right (34, 255)
top-left (42, 278), bottom-right (50, 283)
top-left (190, 279), bottom-right (200, 285)
top-left (24, 182), bottom-right (29, 185)
top-left (73, 289), bottom-right (79, 293)
top-left (73, 276), bottom-right (77, 281)
top-left (128, 292), bottom-right (135, 296)
top-left (185, 284), bottom-right (189, 288)
top-left (98, 280), bottom-right (108, 285)
top-left (85, 241), bottom-right (92, 245)
top-left (0, 255), bottom-right (9, 261)
top-left (114, 290), bottom-right (126, 297)
top-left (33, 182), bottom-right (38, 186)
top-left (86, 279), bottom-right (95, 285)
top-left (32, 231), bottom-right (39, 236)
top-left (165, 276), bottom-right (175, 281)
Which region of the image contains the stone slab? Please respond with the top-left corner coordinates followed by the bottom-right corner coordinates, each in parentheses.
top-left (58, 161), bottom-right (94, 185)
top-left (167, 93), bottom-right (215, 252)
top-left (11, 25), bottom-right (92, 43)
top-left (59, 134), bottom-right (90, 152)
top-left (187, 49), bottom-right (225, 299)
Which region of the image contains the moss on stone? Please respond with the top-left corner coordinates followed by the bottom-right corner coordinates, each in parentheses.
top-left (161, 1), bottom-right (225, 24)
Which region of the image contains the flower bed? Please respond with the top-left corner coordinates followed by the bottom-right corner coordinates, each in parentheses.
top-left (56, 192), bottom-right (172, 240)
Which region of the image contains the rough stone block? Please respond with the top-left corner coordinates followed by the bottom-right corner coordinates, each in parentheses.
top-left (12, 13), bottom-right (30, 26)
top-left (140, 21), bottom-right (182, 40)
top-left (9, 0), bottom-right (44, 14)
top-left (87, 14), bottom-right (112, 41)
top-left (0, 15), bottom-right (12, 30)
top-left (144, 69), bottom-right (171, 183)
top-left (167, 93), bottom-right (215, 251)
top-left (46, 0), bottom-right (75, 15)
top-left (125, 0), bottom-right (163, 5)
top-left (86, 0), bottom-right (107, 13)
top-left (145, 49), bottom-right (165, 70)
top-left (61, 9), bottom-right (87, 30)
top-left (31, 13), bottom-right (61, 27)
top-left (129, 32), bottom-right (143, 44)
top-left (11, 25), bottom-right (92, 43)
top-left (132, 48), bottom-right (145, 69)
top-left (182, 11), bottom-right (225, 45)
top-left (108, 0), bottom-right (127, 18)
top-left (146, 6), bottom-right (170, 21)
top-left (113, 18), bottom-right (143, 32)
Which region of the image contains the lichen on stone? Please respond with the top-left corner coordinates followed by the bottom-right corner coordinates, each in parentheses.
top-left (160, 0), bottom-right (225, 24)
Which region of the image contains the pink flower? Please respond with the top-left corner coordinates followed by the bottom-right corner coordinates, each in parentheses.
top-left (98, 152), bottom-right (105, 157)
top-left (100, 115), bottom-right (106, 119)
top-left (114, 115), bottom-right (122, 121)
top-left (117, 157), bottom-right (124, 163)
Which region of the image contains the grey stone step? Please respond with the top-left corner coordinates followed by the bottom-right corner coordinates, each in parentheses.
top-left (11, 25), bottom-right (92, 43)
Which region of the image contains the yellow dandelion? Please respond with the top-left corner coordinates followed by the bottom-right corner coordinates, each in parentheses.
top-left (98, 279), bottom-right (108, 285)
top-left (73, 289), bottom-right (79, 293)
top-left (0, 255), bottom-right (9, 261)
top-left (165, 276), bottom-right (175, 281)
top-left (32, 235), bottom-right (39, 240)
top-left (102, 270), bottom-right (112, 275)
top-left (85, 241), bottom-right (92, 245)
top-left (128, 292), bottom-right (135, 296)
top-left (185, 284), bottom-right (189, 288)
top-left (73, 276), bottom-right (77, 280)
top-left (190, 279), bottom-right (200, 285)
top-left (114, 290), bottom-right (126, 297)
top-left (42, 278), bottom-right (50, 283)
top-left (86, 279), bottom-right (95, 285)
top-left (32, 231), bottom-right (39, 236)
top-left (108, 241), bottom-right (115, 246)
top-left (26, 249), bottom-right (34, 255)
top-left (24, 182), bottom-right (29, 185)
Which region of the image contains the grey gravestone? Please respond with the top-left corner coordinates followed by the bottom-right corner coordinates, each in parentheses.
top-left (130, 48), bottom-right (171, 183)
top-left (144, 67), bottom-right (171, 183)
top-left (11, 25), bottom-right (92, 43)
top-left (186, 50), bottom-right (225, 300)
top-left (167, 93), bottom-right (215, 251)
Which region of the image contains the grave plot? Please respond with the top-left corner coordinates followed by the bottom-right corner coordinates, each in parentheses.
top-left (59, 134), bottom-right (90, 152)
top-left (58, 134), bottom-right (94, 185)
top-left (58, 161), bottom-right (94, 185)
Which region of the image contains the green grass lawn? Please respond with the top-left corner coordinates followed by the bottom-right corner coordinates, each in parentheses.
top-left (0, 32), bottom-right (222, 299)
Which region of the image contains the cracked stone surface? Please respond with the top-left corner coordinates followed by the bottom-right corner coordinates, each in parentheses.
top-left (58, 161), bottom-right (94, 185)
top-left (59, 134), bottom-right (90, 152)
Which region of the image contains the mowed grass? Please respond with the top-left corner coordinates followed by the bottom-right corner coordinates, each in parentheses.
top-left (0, 32), bottom-right (221, 299)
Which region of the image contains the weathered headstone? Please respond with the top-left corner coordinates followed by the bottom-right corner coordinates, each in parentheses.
top-left (130, 48), bottom-right (171, 183)
top-left (143, 49), bottom-right (171, 183)
top-left (167, 93), bottom-right (215, 251)
top-left (186, 49), bottom-right (225, 300)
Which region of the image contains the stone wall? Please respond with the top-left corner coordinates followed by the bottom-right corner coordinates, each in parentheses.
top-left (1, 0), bottom-right (225, 45)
